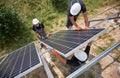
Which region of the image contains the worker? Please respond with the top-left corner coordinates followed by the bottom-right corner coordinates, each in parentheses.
top-left (52, 42), bottom-right (92, 73)
top-left (32, 18), bottom-right (48, 40)
top-left (66, 0), bottom-right (89, 30)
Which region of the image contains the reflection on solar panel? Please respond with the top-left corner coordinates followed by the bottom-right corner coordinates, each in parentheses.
top-left (0, 56), bottom-right (6, 64)
top-left (0, 43), bottom-right (42, 78)
top-left (0, 57), bottom-right (4, 62)
top-left (41, 29), bottom-right (107, 57)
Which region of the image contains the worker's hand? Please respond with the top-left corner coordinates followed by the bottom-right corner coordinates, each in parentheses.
top-left (113, 18), bottom-right (118, 23)
top-left (85, 26), bottom-right (89, 30)
top-left (48, 34), bottom-right (52, 37)
top-left (88, 41), bottom-right (92, 46)
top-left (52, 50), bottom-right (60, 57)
top-left (76, 26), bottom-right (82, 30)
top-left (38, 35), bottom-right (42, 40)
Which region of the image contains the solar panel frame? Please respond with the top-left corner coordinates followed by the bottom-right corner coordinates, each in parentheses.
top-left (0, 55), bottom-right (7, 65)
top-left (40, 28), bottom-right (107, 58)
top-left (0, 42), bottom-right (43, 78)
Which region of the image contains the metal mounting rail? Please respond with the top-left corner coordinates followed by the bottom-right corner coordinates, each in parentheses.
top-left (90, 11), bottom-right (120, 28)
top-left (79, 4), bottom-right (120, 28)
top-left (89, 16), bottom-right (120, 22)
top-left (89, 3), bottom-right (120, 21)
top-left (67, 41), bottom-right (120, 78)
top-left (40, 55), bottom-right (54, 78)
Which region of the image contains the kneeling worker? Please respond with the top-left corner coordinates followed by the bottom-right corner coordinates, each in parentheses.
top-left (52, 43), bottom-right (91, 73)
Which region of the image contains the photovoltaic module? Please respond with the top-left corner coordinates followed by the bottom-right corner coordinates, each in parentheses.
top-left (0, 43), bottom-right (42, 78)
top-left (41, 29), bottom-right (107, 57)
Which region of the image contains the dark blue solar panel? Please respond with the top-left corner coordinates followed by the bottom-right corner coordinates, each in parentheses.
top-left (41, 29), bottom-right (105, 55)
top-left (0, 43), bottom-right (42, 78)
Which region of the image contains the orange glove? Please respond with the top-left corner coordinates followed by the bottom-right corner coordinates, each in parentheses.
top-left (76, 26), bottom-right (82, 30)
top-left (52, 50), bottom-right (60, 57)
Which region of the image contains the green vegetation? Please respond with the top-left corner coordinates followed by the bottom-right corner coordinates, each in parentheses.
top-left (0, 0), bottom-right (119, 55)
top-left (0, 3), bottom-right (29, 53)
top-left (84, 0), bottom-right (104, 13)
top-left (88, 72), bottom-right (95, 78)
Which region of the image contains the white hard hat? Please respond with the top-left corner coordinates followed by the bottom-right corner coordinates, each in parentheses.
top-left (74, 50), bottom-right (87, 61)
top-left (32, 18), bottom-right (39, 25)
top-left (70, 3), bottom-right (81, 15)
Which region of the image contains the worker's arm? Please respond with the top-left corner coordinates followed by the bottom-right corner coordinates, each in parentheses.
top-left (113, 13), bottom-right (119, 23)
top-left (84, 42), bottom-right (92, 56)
top-left (34, 31), bottom-right (42, 39)
top-left (69, 16), bottom-right (82, 30)
top-left (82, 12), bottom-right (89, 29)
top-left (43, 28), bottom-right (48, 35)
top-left (52, 50), bottom-right (66, 64)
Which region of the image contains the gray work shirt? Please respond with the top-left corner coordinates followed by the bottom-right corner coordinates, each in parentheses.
top-left (66, 0), bottom-right (86, 28)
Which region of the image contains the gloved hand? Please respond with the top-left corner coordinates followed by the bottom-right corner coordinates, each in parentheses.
top-left (52, 50), bottom-right (60, 57)
top-left (76, 26), bottom-right (82, 30)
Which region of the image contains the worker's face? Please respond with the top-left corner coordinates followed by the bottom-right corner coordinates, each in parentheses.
top-left (35, 23), bottom-right (39, 27)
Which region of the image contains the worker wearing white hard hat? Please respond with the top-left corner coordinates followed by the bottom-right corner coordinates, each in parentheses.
top-left (32, 18), bottom-right (48, 39)
top-left (52, 42), bottom-right (92, 73)
top-left (74, 50), bottom-right (87, 62)
top-left (66, 0), bottom-right (89, 30)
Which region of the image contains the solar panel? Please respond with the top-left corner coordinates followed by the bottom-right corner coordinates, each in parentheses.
top-left (0, 43), bottom-right (42, 78)
top-left (41, 28), bottom-right (107, 57)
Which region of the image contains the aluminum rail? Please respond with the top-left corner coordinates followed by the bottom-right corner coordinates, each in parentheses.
top-left (89, 16), bottom-right (120, 22)
top-left (40, 55), bottom-right (54, 78)
top-left (79, 4), bottom-right (120, 28)
top-left (67, 41), bottom-right (120, 78)
top-left (37, 48), bottom-right (54, 78)
top-left (89, 3), bottom-right (120, 21)
top-left (90, 11), bottom-right (120, 28)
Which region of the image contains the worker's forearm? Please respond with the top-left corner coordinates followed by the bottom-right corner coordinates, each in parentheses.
top-left (43, 28), bottom-right (48, 35)
top-left (56, 55), bottom-right (66, 65)
top-left (35, 32), bottom-right (42, 39)
top-left (70, 16), bottom-right (79, 27)
top-left (83, 12), bottom-right (89, 27)
top-left (52, 50), bottom-right (67, 64)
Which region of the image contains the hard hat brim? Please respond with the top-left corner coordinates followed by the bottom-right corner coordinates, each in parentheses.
top-left (32, 18), bottom-right (39, 25)
top-left (74, 50), bottom-right (87, 61)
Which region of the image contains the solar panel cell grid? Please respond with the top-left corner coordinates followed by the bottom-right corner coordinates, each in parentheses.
top-left (41, 39), bottom-right (73, 54)
top-left (0, 43), bottom-right (42, 78)
top-left (10, 48), bottom-right (25, 77)
top-left (41, 29), bottom-right (106, 57)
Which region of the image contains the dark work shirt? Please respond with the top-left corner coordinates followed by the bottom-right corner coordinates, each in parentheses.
top-left (66, 0), bottom-right (87, 28)
top-left (32, 23), bottom-right (44, 31)
top-left (66, 46), bottom-right (90, 66)
top-left (32, 23), bottom-right (47, 39)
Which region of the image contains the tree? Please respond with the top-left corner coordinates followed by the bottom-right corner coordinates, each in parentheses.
top-left (0, 3), bottom-right (25, 46)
